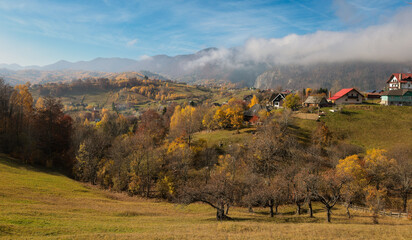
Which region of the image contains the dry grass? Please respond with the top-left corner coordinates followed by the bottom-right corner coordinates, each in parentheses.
top-left (0, 155), bottom-right (411, 240)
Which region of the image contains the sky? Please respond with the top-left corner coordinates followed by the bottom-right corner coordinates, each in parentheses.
top-left (0, 0), bottom-right (410, 66)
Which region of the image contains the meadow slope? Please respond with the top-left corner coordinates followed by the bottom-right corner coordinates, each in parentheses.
top-left (0, 155), bottom-right (411, 240)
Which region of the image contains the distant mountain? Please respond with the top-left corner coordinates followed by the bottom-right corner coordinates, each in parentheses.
top-left (1, 48), bottom-right (412, 90)
top-left (0, 48), bottom-right (264, 86)
top-left (0, 64), bottom-right (24, 71)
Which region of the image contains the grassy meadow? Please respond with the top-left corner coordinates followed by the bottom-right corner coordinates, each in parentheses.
top-left (0, 155), bottom-right (411, 240)
top-left (296, 105), bottom-right (412, 149)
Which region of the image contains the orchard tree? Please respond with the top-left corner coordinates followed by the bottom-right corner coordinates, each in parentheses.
top-left (363, 149), bottom-right (397, 223)
top-left (336, 154), bottom-right (366, 218)
top-left (311, 169), bottom-right (344, 223)
top-left (179, 151), bottom-right (247, 221)
top-left (388, 147), bottom-right (412, 213)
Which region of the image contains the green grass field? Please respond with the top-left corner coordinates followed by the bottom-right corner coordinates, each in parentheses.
top-left (0, 154), bottom-right (411, 239)
top-left (295, 105), bottom-right (412, 149)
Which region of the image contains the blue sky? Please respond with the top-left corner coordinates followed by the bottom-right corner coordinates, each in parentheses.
top-left (0, 0), bottom-right (409, 65)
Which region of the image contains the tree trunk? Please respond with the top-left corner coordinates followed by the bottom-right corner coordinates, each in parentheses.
top-left (345, 203), bottom-right (351, 219)
top-left (269, 205), bottom-right (274, 217)
top-left (372, 209), bottom-right (379, 224)
top-left (226, 204), bottom-right (230, 215)
top-left (402, 192), bottom-right (408, 213)
top-left (326, 207), bottom-right (331, 223)
top-left (216, 203), bottom-right (231, 221)
top-left (275, 204), bottom-right (279, 215)
top-left (308, 200), bottom-right (314, 218)
top-left (296, 203), bottom-right (301, 215)
top-left (217, 207), bottom-right (225, 221)
top-left (268, 199), bottom-right (274, 217)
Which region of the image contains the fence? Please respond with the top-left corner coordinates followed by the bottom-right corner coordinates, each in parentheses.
top-left (350, 205), bottom-right (408, 218)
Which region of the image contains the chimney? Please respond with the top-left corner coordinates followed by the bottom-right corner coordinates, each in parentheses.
top-left (399, 73), bottom-right (402, 89)
top-left (329, 91), bottom-right (332, 99)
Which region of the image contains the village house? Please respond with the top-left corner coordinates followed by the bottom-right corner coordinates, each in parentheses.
top-left (328, 88), bottom-right (363, 105)
top-left (269, 92), bottom-right (287, 108)
top-left (386, 73), bottom-right (412, 91)
top-left (303, 96), bottom-right (329, 108)
top-left (244, 104), bottom-right (270, 122)
top-left (380, 89), bottom-right (412, 106)
top-left (364, 90), bottom-right (384, 100)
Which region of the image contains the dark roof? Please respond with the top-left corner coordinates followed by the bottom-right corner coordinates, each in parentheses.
top-left (244, 104), bottom-right (268, 117)
top-left (243, 95), bottom-right (253, 101)
top-left (269, 92), bottom-right (286, 102)
top-left (381, 89), bottom-right (412, 96)
top-left (304, 96), bottom-right (327, 104)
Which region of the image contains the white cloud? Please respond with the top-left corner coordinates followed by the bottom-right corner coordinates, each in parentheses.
top-left (185, 7), bottom-right (412, 70)
top-left (139, 55), bottom-right (152, 61)
top-left (127, 39), bottom-right (138, 47)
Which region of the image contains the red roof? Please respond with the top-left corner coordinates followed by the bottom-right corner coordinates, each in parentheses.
top-left (386, 73), bottom-right (412, 83)
top-left (329, 88), bottom-right (360, 100)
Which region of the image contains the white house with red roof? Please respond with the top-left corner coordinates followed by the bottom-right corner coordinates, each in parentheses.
top-left (328, 88), bottom-right (363, 105)
top-left (387, 73), bottom-right (412, 91)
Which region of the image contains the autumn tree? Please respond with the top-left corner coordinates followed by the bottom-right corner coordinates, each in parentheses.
top-left (283, 94), bottom-right (300, 110)
top-left (34, 97), bottom-right (72, 168)
top-left (363, 149), bottom-right (397, 223)
top-left (179, 152), bottom-right (247, 221)
top-left (311, 169), bottom-right (344, 223)
top-left (247, 120), bottom-right (294, 216)
top-left (169, 105), bottom-right (202, 145)
top-left (336, 154), bottom-right (366, 218)
top-left (248, 95), bottom-right (259, 108)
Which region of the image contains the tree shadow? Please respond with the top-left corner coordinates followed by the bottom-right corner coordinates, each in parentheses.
top-left (340, 110), bottom-right (358, 116)
top-left (0, 154), bottom-right (63, 177)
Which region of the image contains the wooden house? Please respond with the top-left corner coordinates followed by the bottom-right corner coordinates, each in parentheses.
top-left (328, 88), bottom-right (363, 105)
top-left (303, 96), bottom-right (329, 108)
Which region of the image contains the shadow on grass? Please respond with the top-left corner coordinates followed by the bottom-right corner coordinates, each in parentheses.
top-left (0, 154), bottom-right (63, 177)
top-left (340, 110), bottom-right (358, 116)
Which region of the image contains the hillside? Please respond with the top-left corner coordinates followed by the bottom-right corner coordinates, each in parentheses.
top-left (255, 62), bottom-right (412, 91)
top-left (0, 155), bottom-right (411, 239)
top-left (0, 69), bottom-right (169, 86)
top-left (2, 49), bottom-right (412, 89)
top-left (295, 105), bottom-right (412, 150)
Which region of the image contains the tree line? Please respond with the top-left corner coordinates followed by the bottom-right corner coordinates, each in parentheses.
top-left (0, 79), bottom-right (72, 168)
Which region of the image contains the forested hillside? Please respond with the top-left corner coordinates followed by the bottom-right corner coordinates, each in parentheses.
top-left (255, 62), bottom-right (412, 90)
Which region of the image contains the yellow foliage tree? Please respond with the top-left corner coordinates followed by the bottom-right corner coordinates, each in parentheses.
top-left (248, 95), bottom-right (259, 108)
top-left (169, 105), bottom-right (201, 145)
top-left (35, 97), bottom-right (45, 110)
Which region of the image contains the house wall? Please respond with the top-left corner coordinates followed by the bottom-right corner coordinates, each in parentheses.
top-left (334, 90), bottom-right (363, 104)
top-left (381, 92), bottom-right (412, 106)
top-left (400, 82), bottom-right (412, 89)
top-left (388, 76), bottom-right (399, 90)
top-left (380, 96), bottom-right (389, 105)
top-left (387, 76), bottom-right (412, 90)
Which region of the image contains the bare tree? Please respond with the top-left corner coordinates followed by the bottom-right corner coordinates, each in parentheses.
top-left (388, 146), bottom-right (412, 213)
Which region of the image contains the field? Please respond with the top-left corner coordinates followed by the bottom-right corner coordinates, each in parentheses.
top-left (295, 105), bottom-right (412, 149)
top-left (1, 155), bottom-right (411, 240)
